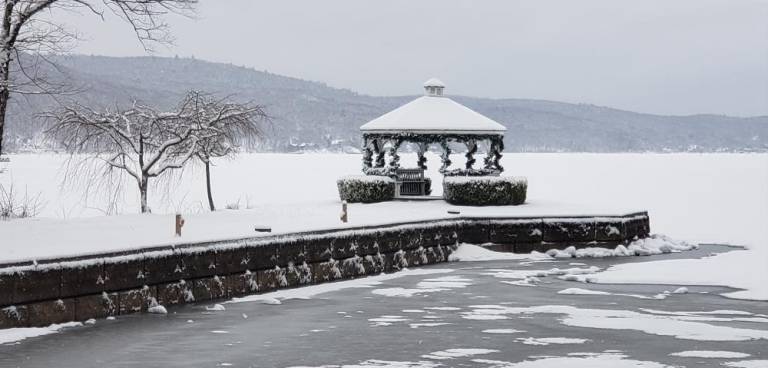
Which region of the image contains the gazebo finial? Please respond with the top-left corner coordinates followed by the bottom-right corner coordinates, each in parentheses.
top-left (423, 78), bottom-right (445, 97)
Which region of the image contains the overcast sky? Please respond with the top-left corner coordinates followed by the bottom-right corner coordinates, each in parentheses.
top-left (61, 0), bottom-right (768, 116)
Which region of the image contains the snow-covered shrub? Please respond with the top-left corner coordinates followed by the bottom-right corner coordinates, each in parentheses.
top-left (337, 175), bottom-right (395, 203)
top-left (443, 176), bottom-right (527, 206)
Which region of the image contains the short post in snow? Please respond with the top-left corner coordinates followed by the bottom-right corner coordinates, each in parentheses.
top-left (175, 214), bottom-right (185, 237)
top-left (340, 201), bottom-right (348, 223)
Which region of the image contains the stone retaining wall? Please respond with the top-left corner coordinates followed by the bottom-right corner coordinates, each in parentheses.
top-left (0, 212), bottom-right (649, 328)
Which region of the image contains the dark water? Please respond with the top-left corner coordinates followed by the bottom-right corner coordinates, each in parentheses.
top-left (1, 245), bottom-right (766, 368)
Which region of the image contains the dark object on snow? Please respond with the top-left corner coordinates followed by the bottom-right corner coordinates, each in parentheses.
top-left (337, 175), bottom-right (395, 203)
top-left (447, 210), bottom-right (460, 215)
top-left (340, 201), bottom-right (348, 223)
top-left (175, 214), bottom-right (185, 237)
top-left (254, 226), bottom-right (271, 232)
top-left (443, 176), bottom-right (527, 206)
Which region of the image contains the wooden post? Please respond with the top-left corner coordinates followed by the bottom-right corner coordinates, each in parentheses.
top-left (175, 214), bottom-right (185, 237)
top-left (340, 201), bottom-right (348, 223)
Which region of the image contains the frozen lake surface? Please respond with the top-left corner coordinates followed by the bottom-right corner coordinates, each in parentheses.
top-left (1, 244), bottom-right (766, 368)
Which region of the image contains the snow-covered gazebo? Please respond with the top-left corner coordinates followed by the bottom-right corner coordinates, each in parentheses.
top-left (360, 78), bottom-right (507, 180)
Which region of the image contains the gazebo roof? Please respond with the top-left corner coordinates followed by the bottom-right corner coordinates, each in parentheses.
top-left (360, 79), bottom-right (506, 135)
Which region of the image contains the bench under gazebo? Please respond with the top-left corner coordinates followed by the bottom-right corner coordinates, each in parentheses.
top-left (359, 78), bottom-right (507, 196)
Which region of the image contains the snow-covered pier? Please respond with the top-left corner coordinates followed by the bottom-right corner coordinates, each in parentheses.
top-left (0, 212), bottom-right (649, 329)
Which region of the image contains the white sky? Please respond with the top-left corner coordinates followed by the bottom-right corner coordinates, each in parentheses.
top-left (59, 0), bottom-right (768, 116)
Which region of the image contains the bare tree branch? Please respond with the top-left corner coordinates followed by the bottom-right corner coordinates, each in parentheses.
top-left (0, 0), bottom-right (198, 156)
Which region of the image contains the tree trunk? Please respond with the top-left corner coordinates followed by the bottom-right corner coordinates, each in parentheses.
top-left (1, 3), bottom-right (12, 158)
top-left (0, 59), bottom-right (10, 157)
top-left (0, 89), bottom-right (7, 156)
top-left (205, 160), bottom-right (215, 211)
top-left (139, 177), bottom-right (149, 213)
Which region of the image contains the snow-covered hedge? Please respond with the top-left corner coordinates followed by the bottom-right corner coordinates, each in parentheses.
top-left (337, 175), bottom-right (395, 203)
top-left (443, 176), bottom-right (527, 206)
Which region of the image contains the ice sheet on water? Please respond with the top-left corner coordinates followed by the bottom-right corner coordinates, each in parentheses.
top-left (722, 360), bottom-right (768, 368)
top-left (423, 306), bottom-right (461, 311)
top-left (206, 303), bottom-right (226, 311)
top-left (558, 288), bottom-right (610, 295)
top-left (515, 337), bottom-right (589, 346)
top-left (471, 352), bottom-right (672, 367)
top-left (372, 274), bottom-right (472, 298)
top-left (0, 322), bottom-right (83, 345)
top-left (669, 351), bottom-right (750, 358)
top-left (368, 315), bottom-right (409, 327)
top-left (482, 329), bottom-right (526, 334)
top-left (288, 360), bottom-right (441, 368)
top-left (409, 322), bottom-right (450, 329)
top-left (421, 348), bottom-right (499, 360)
top-left (557, 288), bottom-right (661, 300)
top-left (460, 305), bottom-right (768, 342)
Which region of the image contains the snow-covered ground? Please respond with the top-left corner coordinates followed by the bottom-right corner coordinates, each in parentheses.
top-left (1, 153), bottom-right (767, 300)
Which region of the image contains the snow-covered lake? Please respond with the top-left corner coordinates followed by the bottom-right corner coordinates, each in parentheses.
top-left (1, 153), bottom-right (767, 300)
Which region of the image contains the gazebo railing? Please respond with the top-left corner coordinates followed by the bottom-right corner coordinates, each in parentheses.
top-left (395, 168), bottom-right (426, 196)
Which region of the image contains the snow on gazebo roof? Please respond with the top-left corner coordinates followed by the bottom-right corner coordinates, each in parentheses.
top-left (360, 79), bottom-right (506, 135)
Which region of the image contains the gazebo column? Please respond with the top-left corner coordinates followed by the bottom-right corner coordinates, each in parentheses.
top-left (362, 136), bottom-right (373, 170)
top-left (465, 139), bottom-right (477, 170)
top-left (373, 138), bottom-right (386, 168)
top-left (494, 137), bottom-right (505, 172)
top-left (483, 138), bottom-right (494, 170)
top-left (388, 138), bottom-right (402, 170)
top-left (416, 142), bottom-right (428, 170)
top-left (439, 139), bottom-right (452, 173)
top-left (484, 136), bottom-right (504, 173)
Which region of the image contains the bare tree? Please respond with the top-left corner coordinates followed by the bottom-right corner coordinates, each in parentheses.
top-left (46, 101), bottom-right (201, 213)
top-left (46, 91), bottom-right (267, 214)
top-left (0, 0), bottom-right (197, 156)
top-left (177, 90), bottom-right (267, 211)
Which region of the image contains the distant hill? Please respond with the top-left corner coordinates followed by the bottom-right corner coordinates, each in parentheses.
top-left (5, 55), bottom-right (768, 153)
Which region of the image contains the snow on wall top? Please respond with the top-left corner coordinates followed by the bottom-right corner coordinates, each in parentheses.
top-left (360, 81), bottom-right (506, 135)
